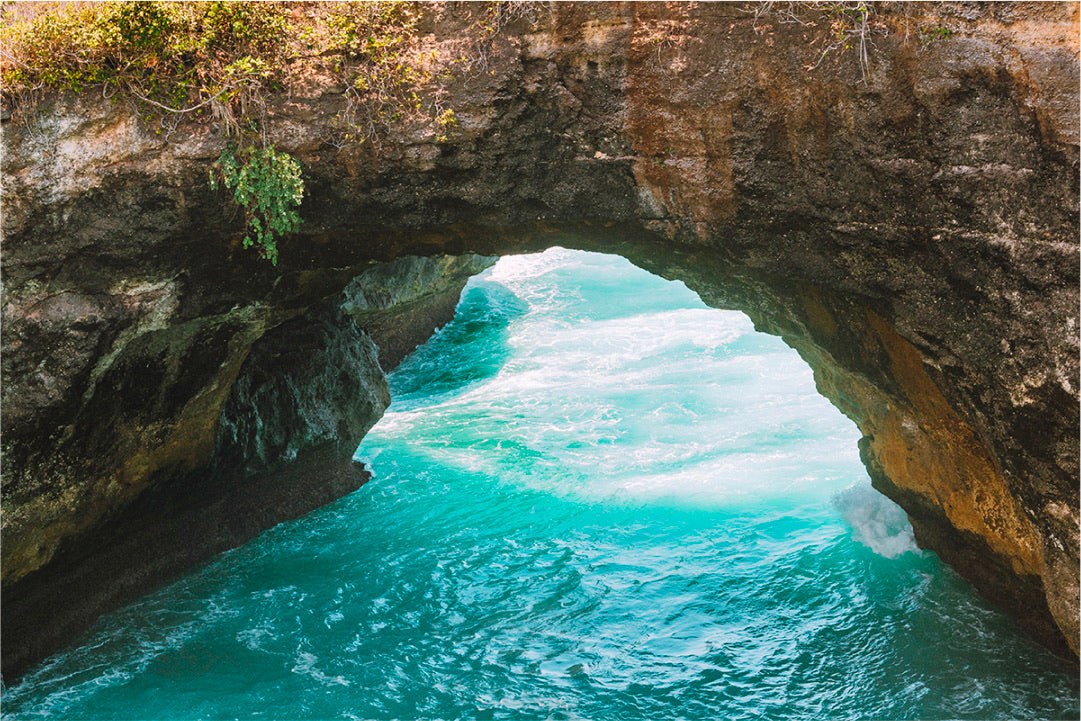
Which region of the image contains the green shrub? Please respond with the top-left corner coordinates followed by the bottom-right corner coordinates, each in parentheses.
top-left (319, 1), bottom-right (444, 145)
top-left (212, 144), bottom-right (305, 266)
top-left (1, 1), bottom-right (292, 113)
top-left (918, 25), bottom-right (953, 46)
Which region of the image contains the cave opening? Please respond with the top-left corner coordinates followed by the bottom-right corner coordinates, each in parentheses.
top-left (361, 247), bottom-right (891, 516)
top-left (8, 248), bottom-right (1077, 720)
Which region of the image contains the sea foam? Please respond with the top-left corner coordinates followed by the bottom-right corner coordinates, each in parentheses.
top-left (834, 483), bottom-right (920, 558)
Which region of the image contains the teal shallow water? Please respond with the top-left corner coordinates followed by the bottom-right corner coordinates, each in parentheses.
top-left (6, 249), bottom-right (1078, 720)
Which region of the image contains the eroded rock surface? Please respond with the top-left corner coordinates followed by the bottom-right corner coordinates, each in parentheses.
top-left (2, 1), bottom-right (1077, 676)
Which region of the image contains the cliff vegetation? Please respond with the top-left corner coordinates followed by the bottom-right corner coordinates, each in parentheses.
top-left (1, 0), bottom-right (476, 262)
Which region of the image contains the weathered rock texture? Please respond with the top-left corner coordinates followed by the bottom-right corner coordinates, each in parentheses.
top-left (1, 1), bottom-right (1077, 676)
top-left (0, 247), bottom-right (492, 676)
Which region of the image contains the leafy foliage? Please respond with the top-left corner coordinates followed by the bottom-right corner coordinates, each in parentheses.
top-left (318, 2), bottom-right (444, 146)
top-left (0, 1), bottom-right (524, 145)
top-left (1, 1), bottom-right (290, 119)
top-left (918, 25), bottom-right (953, 46)
top-left (211, 144), bottom-right (305, 266)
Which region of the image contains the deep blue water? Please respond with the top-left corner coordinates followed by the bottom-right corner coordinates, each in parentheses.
top-left (5, 248), bottom-right (1078, 720)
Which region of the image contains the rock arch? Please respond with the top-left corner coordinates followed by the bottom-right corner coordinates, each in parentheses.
top-left (2, 2), bottom-right (1077, 677)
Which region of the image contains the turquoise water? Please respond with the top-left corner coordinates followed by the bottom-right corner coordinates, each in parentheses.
top-left (5, 248), bottom-right (1078, 720)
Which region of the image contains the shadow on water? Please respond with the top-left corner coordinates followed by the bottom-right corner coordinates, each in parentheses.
top-left (390, 276), bottom-right (528, 405)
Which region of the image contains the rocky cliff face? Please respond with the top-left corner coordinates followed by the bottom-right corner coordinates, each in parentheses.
top-left (2, 1), bottom-right (1077, 676)
top-left (0, 243), bottom-right (492, 676)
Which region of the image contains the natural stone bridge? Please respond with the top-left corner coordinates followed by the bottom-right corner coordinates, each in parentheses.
top-left (2, 2), bottom-right (1077, 677)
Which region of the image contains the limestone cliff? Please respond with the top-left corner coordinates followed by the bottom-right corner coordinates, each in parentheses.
top-left (2, 1), bottom-right (1077, 676)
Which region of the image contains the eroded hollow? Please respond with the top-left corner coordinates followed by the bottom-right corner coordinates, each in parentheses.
top-left (5, 249), bottom-right (1076, 720)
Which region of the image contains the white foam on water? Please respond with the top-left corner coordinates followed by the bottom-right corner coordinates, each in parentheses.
top-left (834, 483), bottom-right (921, 558)
top-left (291, 649), bottom-right (350, 687)
top-left (487, 247), bottom-right (582, 284)
top-left (358, 249), bottom-right (877, 511)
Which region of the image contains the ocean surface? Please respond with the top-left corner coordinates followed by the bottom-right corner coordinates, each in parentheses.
top-left (6, 248), bottom-right (1078, 720)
